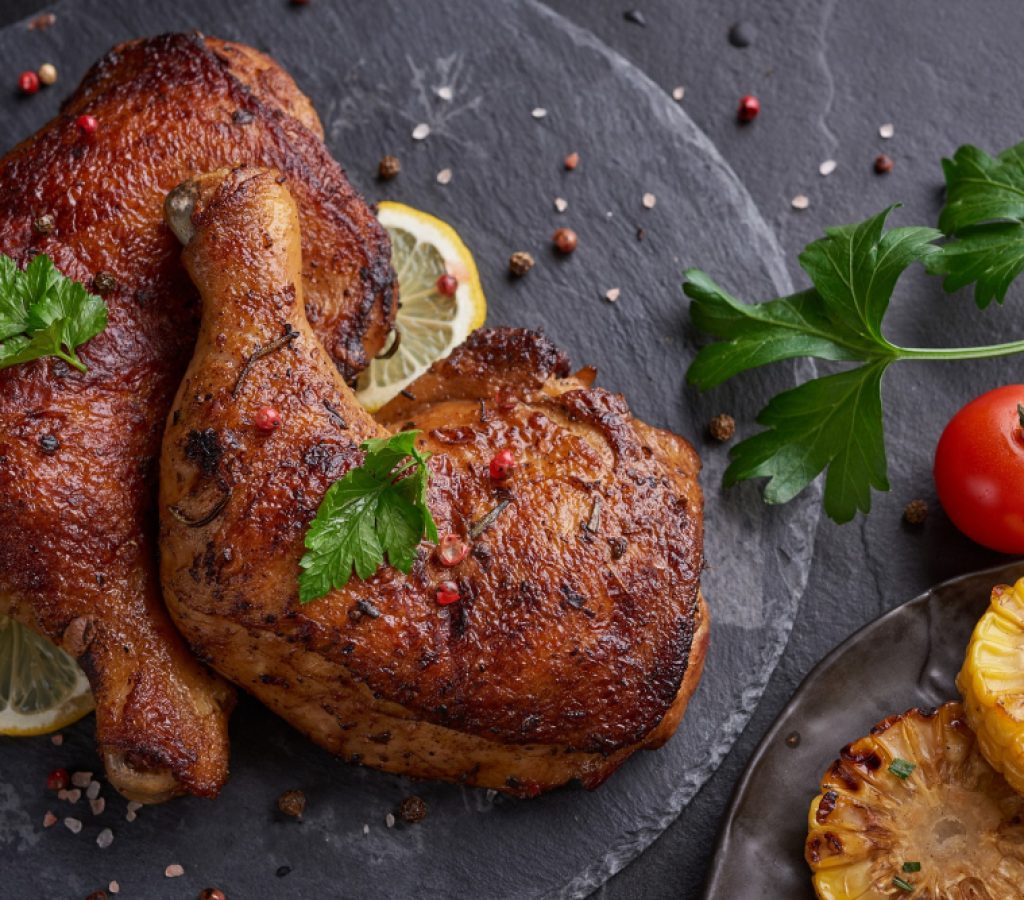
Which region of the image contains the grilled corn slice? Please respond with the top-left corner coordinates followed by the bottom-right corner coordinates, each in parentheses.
top-left (958, 578), bottom-right (1024, 795)
top-left (806, 702), bottom-right (1024, 899)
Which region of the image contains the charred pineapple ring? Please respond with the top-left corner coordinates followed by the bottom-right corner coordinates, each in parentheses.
top-left (806, 703), bottom-right (1024, 899)
top-left (959, 578), bottom-right (1024, 795)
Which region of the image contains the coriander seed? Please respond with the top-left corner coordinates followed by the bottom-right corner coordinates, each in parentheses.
top-left (38, 63), bottom-right (58, 86)
top-left (903, 499), bottom-right (928, 525)
top-left (552, 227), bottom-right (578, 255)
top-left (708, 413), bottom-right (736, 442)
top-left (508, 251), bottom-right (535, 277)
top-left (277, 788), bottom-right (306, 818)
top-left (378, 155), bottom-right (401, 180)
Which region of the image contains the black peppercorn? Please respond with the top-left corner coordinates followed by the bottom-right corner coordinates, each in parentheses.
top-left (398, 795), bottom-right (428, 824)
top-left (93, 271), bottom-right (117, 295)
top-left (38, 433), bottom-right (60, 455)
top-left (508, 251), bottom-right (535, 277)
top-left (708, 413), bottom-right (736, 443)
top-left (378, 155), bottom-right (401, 180)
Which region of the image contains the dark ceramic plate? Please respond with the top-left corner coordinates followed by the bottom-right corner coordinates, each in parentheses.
top-left (0, 1), bottom-right (821, 897)
top-left (703, 560), bottom-right (1024, 899)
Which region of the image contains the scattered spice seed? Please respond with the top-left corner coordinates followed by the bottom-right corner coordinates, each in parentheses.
top-left (469, 499), bottom-right (510, 539)
top-left (277, 789), bottom-right (306, 818)
top-left (38, 63), bottom-right (57, 86)
top-left (33, 213), bottom-right (55, 235)
top-left (362, 824), bottom-right (370, 836)
top-left (728, 21), bottom-right (756, 47)
top-left (127, 801), bottom-right (142, 813)
top-left (874, 154), bottom-right (894, 174)
top-left (165, 864), bottom-right (185, 878)
top-left (96, 828), bottom-right (113, 849)
top-left (737, 94), bottom-right (760, 123)
top-left (109, 883), bottom-right (120, 895)
top-left (436, 85), bottom-right (453, 101)
top-left (276, 866), bottom-right (293, 877)
top-left (672, 86), bottom-right (685, 101)
top-left (554, 197), bottom-right (568, 213)
top-left (28, 12), bottom-right (57, 29)
top-left (18, 71), bottom-right (40, 95)
top-left (38, 433), bottom-right (60, 454)
top-left (436, 580), bottom-right (460, 606)
top-left (605, 288), bottom-right (621, 303)
top-left (72, 771), bottom-right (93, 789)
top-left (708, 413), bottom-right (736, 442)
top-left (642, 192), bottom-right (657, 209)
top-left (436, 273), bottom-right (458, 296)
top-left (76, 114), bottom-right (98, 137)
top-left (126, 810), bottom-right (137, 822)
top-left (64, 817), bottom-right (82, 834)
top-left (489, 448), bottom-right (517, 480)
top-left (508, 251), bottom-right (535, 277)
top-left (86, 780), bottom-right (101, 801)
top-left (436, 167), bottom-right (452, 185)
top-left (623, 9), bottom-right (647, 26)
top-left (50, 733), bottom-right (63, 746)
top-left (254, 406), bottom-right (282, 432)
top-left (879, 123), bottom-right (894, 139)
top-left (531, 107), bottom-right (547, 119)
top-left (86, 892), bottom-right (108, 900)
top-left (377, 154), bottom-right (401, 179)
top-left (411, 123), bottom-right (430, 141)
top-left (385, 812), bottom-right (396, 828)
top-left (818, 159), bottom-right (837, 176)
top-left (398, 795), bottom-right (428, 823)
top-left (43, 811), bottom-right (57, 828)
top-left (90, 797), bottom-right (106, 816)
top-left (564, 151), bottom-right (579, 170)
top-left (552, 227), bottom-right (578, 254)
top-left (66, 788), bottom-right (82, 803)
top-left (436, 534), bottom-right (469, 567)
top-left (903, 499), bottom-right (928, 525)
top-left (93, 272), bottom-right (117, 295)
top-left (785, 731), bottom-right (801, 748)
top-left (47, 768), bottom-right (69, 791)
top-left (791, 194), bottom-right (809, 211)
top-left (199, 890), bottom-right (226, 900)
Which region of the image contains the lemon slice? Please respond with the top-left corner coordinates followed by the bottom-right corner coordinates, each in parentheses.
top-left (0, 615), bottom-right (93, 736)
top-left (356, 201), bottom-right (486, 411)
top-left (958, 577), bottom-right (1024, 794)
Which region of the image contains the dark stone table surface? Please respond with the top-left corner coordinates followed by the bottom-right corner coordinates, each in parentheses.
top-left (1, 0), bottom-right (1020, 897)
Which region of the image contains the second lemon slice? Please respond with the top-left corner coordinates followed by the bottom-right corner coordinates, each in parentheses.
top-left (356, 202), bottom-right (486, 411)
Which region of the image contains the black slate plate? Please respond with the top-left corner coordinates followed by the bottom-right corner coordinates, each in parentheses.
top-left (0, 1), bottom-right (820, 897)
top-left (704, 560), bottom-right (1024, 899)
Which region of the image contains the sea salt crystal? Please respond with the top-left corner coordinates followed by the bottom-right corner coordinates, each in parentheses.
top-left (43, 811), bottom-right (57, 828)
top-left (66, 788), bottom-right (82, 804)
top-left (165, 864), bottom-right (185, 878)
top-left (86, 781), bottom-right (101, 801)
top-left (879, 123), bottom-right (894, 139)
top-left (436, 85), bottom-right (453, 101)
top-left (554, 197), bottom-right (568, 213)
top-left (109, 882), bottom-right (120, 894)
top-left (71, 771), bottom-right (92, 788)
top-left (605, 288), bottom-right (621, 303)
top-left (90, 797), bottom-right (106, 816)
top-left (819, 159), bottom-right (837, 176)
top-left (411, 123), bottom-right (430, 141)
top-left (125, 810), bottom-right (137, 823)
top-left (642, 192), bottom-right (657, 209)
top-left (96, 828), bottom-right (113, 849)
top-left (531, 107), bottom-right (547, 119)
top-left (385, 813), bottom-right (395, 828)
top-left (127, 801), bottom-right (142, 813)
top-left (57, 789), bottom-right (70, 801)
top-left (64, 817), bottom-right (82, 834)
top-left (791, 194), bottom-right (810, 210)
top-left (485, 789), bottom-right (498, 802)
top-left (362, 824), bottom-right (370, 836)
top-left (436, 168), bottom-right (453, 185)
top-left (50, 734), bottom-right (63, 746)
top-left (672, 85), bottom-right (685, 101)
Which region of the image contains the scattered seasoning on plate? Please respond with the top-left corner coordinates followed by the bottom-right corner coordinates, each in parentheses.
top-left (33, 213), bottom-right (55, 235)
top-left (728, 21), bottom-right (756, 47)
top-left (737, 94), bottom-right (760, 123)
top-left (50, 733), bottom-right (63, 746)
top-left (76, 114), bottom-right (98, 137)
top-left (552, 227), bottom-right (578, 254)
top-left (791, 194), bottom-right (809, 211)
top-left (604, 288), bottom-right (621, 303)
top-left (671, 85), bottom-right (685, 102)
top-left (43, 811), bottom-right (57, 827)
top-left (165, 864), bottom-right (185, 879)
top-left (818, 159), bottom-right (837, 176)
top-left (72, 771), bottom-right (92, 788)
top-left (38, 63), bottom-right (57, 86)
top-left (509, 251), bottom-right (535, 277)
top-left (398, 795), bottom-right (428, 824)
top-left (888, 757), bottom-right (916, 779)
top-left (47, 768), bottom-right (69, 791)
top-left (436, 581), bottom-right (460, 606)
top-left (623, 9), bottom-right (647, 26)
top-left (28, 12), bottom-right (56, 30)
top-left (276, 866), bottom-right (293, 878)
top-left (874, 154), bottom-right (894, 174)
top-left (436, 85), bottom-right (453, 101)
top-left (199, 890), bottom-right (226, 900)
top-left (254, 406), bottom-right (282, 432)
top-left (85, 892), bottom-right (108, 900)
top-left (86, 780), bottom-right (101, 801)
top-left (411, 123), bottom-right (430, 141)
top-left (879, 123), bottom-right (895, 139)
top-left (488, 448), bottom-right (517, 480)
top-left (708, 413), bottom-right (736, 443)
top-left (785, 731), bottom-right (801, 748)
top-left (385, 813), bottom-right (396, 828)
top-left (96, 828), bottom-right (113, 849)
top-left (64, 817), bottom-right (82, 834)
top-left (563, 151), bottom-right (579, 170)
top-left (108, 882), bottom-right (120, 895)
top-left (436, 168), bottom-right (453, 185)
top-left (902, 862), bottom-right (922, 873)
top-left (66, 788), bottom-right (82, 803)
top-left (362, 824), bottom-right (370, 836)
top-left (277, 789), bottom-right (306, 819)
top-left (436, 534), bottom-right (469, 567)
top-left (531, 107), bottom-right (547, 119)
top-left (642, 192), bottom-right (656, 209)
top-left (554, 197), bottom-right (568, 213)
top-left (892, 877), bottom-right (915, 893)
top-left (903, 499), bottom-right (928, 525)
top-left (90, 797), bottom-right (106, 816)
top-left (18, 70), bottom-right (40, 95)
top-left (436, 273), bottom-right (458, 296)
top-left (377, 155), bottom-right (401, 180)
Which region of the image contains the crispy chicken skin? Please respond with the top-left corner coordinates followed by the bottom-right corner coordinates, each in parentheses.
top-left (160, 167), bottom-right (707, 795)
top-left (0, 35), bottom-right (394, 801)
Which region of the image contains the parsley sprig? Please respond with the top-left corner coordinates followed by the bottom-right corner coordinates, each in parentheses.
top-left (298, 430), bottom-right (438, 604)
top-left (686, 206), bottom-right (1024, 523)
top-left (0, 254), bottom-right (108, 373)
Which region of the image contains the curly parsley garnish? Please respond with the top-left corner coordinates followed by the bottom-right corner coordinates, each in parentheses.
top-left (0, 253), bottom-right (108, 373)
top-left (686, 206), bottom-right (1024, 523)
top-left (298, 430), bottom-right (438, 604)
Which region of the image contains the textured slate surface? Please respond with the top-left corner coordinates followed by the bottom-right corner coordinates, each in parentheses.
top-left (0, 1), bottom-right (822, 898)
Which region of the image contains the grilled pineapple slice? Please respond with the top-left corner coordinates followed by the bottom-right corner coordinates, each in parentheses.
top-left (958, 578), bottom-right (1024, 795)
top-left (806, 703), bottom-right (1024, 899)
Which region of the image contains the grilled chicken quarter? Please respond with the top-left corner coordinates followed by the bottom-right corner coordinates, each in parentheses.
top-left (159, 167), bottom-right (708, 795)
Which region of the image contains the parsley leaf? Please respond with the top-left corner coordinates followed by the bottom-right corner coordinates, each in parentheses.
top-left (686, 208), bottom-right (940, 523)
top-left (298, 430), bottom-right (438, 604)
top-left (0, 253), bottom-right (108, 372)
top-left (930, 141), bottom-right (1024, 306)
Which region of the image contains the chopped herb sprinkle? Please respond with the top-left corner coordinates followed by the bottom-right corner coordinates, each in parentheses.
top-left (893, 876), bottom-right (914, 892)
top-left (889, 758), bottom-right (916, 779)
top-left (902, 861), bottom-right (921, 873)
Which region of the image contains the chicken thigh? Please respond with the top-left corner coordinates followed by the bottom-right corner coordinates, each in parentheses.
top-left (159, 167), bottom-right (707, 795)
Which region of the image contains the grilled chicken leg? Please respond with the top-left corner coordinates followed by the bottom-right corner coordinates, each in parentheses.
top-left (0, 35), bottom-right (394, 801)
top-left (160, 167), bottom-right (707, 795)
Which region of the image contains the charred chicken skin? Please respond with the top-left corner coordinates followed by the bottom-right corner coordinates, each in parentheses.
top-left (159, 167), bottom-right (707, 795)
top-left (0, 35), bottom-right (394, 801)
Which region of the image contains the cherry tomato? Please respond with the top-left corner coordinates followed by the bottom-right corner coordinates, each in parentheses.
top-left (933, 385), bottom-right (1024, 553)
